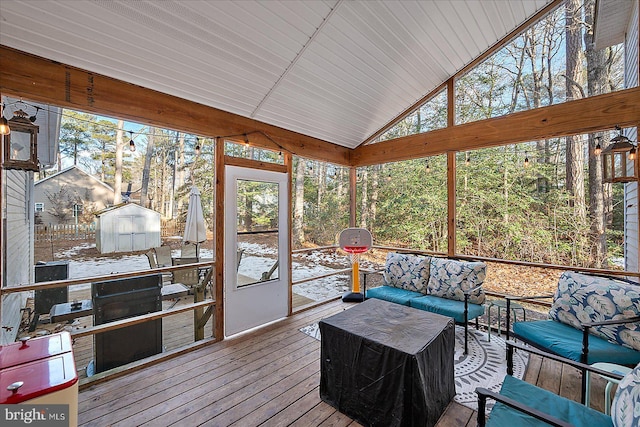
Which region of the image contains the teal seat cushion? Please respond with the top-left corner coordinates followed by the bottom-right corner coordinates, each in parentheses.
top-left (513, 320), bottom-right (640, 365)
top-left (487, 375), bottom-right (612, 427)
top-left (409, 295), bottom-right (484, 323)
top-left (365, 285), bottom-right (422, 306)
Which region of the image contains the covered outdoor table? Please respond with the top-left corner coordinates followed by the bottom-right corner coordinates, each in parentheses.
top-left (319, 298), bottom-right (455, 427)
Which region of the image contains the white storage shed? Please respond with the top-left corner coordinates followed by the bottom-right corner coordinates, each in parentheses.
top-left (95, 203), bottom-right (161, 254)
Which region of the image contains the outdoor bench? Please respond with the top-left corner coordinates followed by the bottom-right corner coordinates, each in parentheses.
top-left (505, 270), bottom-right (640, 402)
top-left (476, 340), bottom-right (640, 427)
top-left (363, 252), bottom-right (486, 354)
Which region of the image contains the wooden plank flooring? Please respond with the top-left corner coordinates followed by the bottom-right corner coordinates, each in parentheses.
top-left (77, 298), bottom-right (612, 426)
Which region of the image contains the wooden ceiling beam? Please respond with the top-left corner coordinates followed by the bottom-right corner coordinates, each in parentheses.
top-left (0, 45), bottom-right (350, 166)
top-left (351, 86), bottom-right (640, 167)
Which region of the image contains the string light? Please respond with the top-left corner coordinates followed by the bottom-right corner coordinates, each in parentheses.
top-left (594, 136), bottom-right (602, 156)
top-left (386, 172), bottom-right (392, 182)
top-left (425, 159), bottom-right (430, 173)
top-left (465, 153), bottom-right (470, 166)
top-left (195, 137), bottom-right (201, 155)
top-left (0, 116), bottom-right (9, 135)
top-left (29, 106), bottom-right (40, 123)
top-left (524, 152), bottom-right (529, 168)
top-left (128, 131), bottom-right (136, 152)
top-left (243, 134), bottom-right (249, 146)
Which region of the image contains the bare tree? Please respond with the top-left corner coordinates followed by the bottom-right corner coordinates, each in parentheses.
top-left (293, 158), bottom-right (305, 246)
top-left (584, 0), bottom-right (610, 266)
top-left (140, 126), bottom-right (155, 208)
top-left (113, 120), bottom-right (125, 204)
top-left (564, 0), bottom-right (586, 219)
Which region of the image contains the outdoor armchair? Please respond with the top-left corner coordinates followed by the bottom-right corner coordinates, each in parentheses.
top-left (476, 340), bottom-right (638, 427)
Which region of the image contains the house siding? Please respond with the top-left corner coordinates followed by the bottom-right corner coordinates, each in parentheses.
top-left (624, 1), bottom-right (639, 273)
top-left (34, 166), bottom-right (114, 225)
top-left (1, 170), bottom-right (33, 345)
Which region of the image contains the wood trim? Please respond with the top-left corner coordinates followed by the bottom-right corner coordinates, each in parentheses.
top-left (286, 151), bottom-right (293, 316)
top-left (0, 45), bottom-right (350, 166)
top-left (351, 86), bottom-right (640, 166)
top-left (447, 152), bottom-right (456, 257)
top-left (71, 300), bottom-right (214, 338)
top-left (223, 155), bottom-right (287, 173)
top-left (358, 0), bottom-right (564, 148)
top-left (1, 263), bottom-right (213, 293)
top-left (447, 78), bottom-right (454, 128)
top-left (214, 138), bottom-right (225, 340)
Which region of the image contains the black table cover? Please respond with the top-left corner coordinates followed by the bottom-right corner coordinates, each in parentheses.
top-left (319, 298), bottom-right (455, 427)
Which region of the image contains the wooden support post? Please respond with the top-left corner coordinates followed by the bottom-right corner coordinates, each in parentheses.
top-left (285, 151), bottom-right (293, 316)
top-left (214, 138), bottom-right (225, 340)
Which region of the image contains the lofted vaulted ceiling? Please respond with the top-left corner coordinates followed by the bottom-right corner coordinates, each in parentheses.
top-left (0, 0), bottom-right (555, 149)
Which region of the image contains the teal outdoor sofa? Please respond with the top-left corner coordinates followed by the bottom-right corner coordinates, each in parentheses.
top-left (363, 252), bottom-right (487, 354)
top-left (505, 271), bottom-right (640, 403)
top-left (477, 340), bottom-right (640, 427)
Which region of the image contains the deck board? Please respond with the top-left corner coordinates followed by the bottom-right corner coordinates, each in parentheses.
top-left (77, 299), bottom-right (611, 426)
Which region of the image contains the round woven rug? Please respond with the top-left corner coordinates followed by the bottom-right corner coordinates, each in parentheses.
top-left (299, 323), bottom-right (528, 412)
top-left (453, 326), bottom-right (528, 411)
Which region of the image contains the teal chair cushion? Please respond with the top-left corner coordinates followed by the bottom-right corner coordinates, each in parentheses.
top-left (365, 285), bottom-right (422, 306)
top-left (409, 295), bottom-right (484, 323)
top-left (487, 375), bottom-right (613, 427)
top-left (549, 271), bottom-right (640, 351)
top-left (512, 320), bottom-right (640, 365)
top-left (382, 252), bottom-right (431, 293)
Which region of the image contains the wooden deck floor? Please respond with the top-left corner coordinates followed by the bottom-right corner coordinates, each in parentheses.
top-left (77, 298), bottom-right (612, 426)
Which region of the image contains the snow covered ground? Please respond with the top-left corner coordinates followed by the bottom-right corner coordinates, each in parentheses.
top-left (59, 242), bottom-right (377, 302)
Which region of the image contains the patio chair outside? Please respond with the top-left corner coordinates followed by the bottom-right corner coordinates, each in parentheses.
top-left (181, 243), bottom-right (197, 258)
top-left (172, 257), bottom-right (200, 289)
top-left (145, 250), bottom-right (158, 269)
top-left (154, 245), bottom-right (172, 267)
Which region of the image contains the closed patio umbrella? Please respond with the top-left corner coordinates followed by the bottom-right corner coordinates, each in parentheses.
top-left (183, 186), bottom-right (207, 257)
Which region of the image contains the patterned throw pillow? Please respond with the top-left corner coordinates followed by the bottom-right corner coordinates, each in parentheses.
top-left (611, 362), bottom-right (640, 427)
top-left (382, 252), bottom-right (430, 294)
top-left (426, 257), bottom-right (486, 304)
top-left (548, 271), bottom-right (640, 351)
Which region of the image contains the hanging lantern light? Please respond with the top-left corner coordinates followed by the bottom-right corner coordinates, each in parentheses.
top-left (601, 127), bottom-right (638, 183)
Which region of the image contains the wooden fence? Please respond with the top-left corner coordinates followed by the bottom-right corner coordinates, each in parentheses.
top-left (161, 219), bottom-right (185, 237)
top-left (35, 224), bottom-right (96, 241)
top-left (35, 220), bottom-right (186, 242)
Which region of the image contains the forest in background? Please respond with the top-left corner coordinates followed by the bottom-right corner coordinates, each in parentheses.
top-left (40, 0), bottom-right (629, 270)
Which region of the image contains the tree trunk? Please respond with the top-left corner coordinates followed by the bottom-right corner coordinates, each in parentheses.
top-left (317, 162), bottom-right (326, 207)
top-left (360, 169), bottom-right (369, 229)
top-left (177, 132), bottom-right (185, 213)
top-left (584, 0), bottom-right (609, 266)
top-left (113, 120), bottom-right (124, 204)
top-left (140, 127), bottom-right (155, 208)
top-left (293, 159), bottom-right (305, 246)
top-left (370, 165), bottom-right (379, 230)
top-left (564, 0), bottom-right (586, 219)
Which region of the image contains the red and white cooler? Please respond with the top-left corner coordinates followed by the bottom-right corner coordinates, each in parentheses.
top-left (0, 332), bottom-right (78, 426)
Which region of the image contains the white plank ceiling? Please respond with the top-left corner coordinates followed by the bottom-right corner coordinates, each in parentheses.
top-left (0, 0), bottom-right (553, 148)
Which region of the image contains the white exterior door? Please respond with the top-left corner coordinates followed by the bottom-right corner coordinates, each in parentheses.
top-left (224, 166), bottom-right (289, 336)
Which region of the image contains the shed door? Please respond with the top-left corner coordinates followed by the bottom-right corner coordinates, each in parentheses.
top-left (116, 215), bottom-right (146, 252)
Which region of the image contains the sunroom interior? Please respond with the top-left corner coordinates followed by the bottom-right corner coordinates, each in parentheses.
top-left (1, 0), bottom-right (640, 425)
